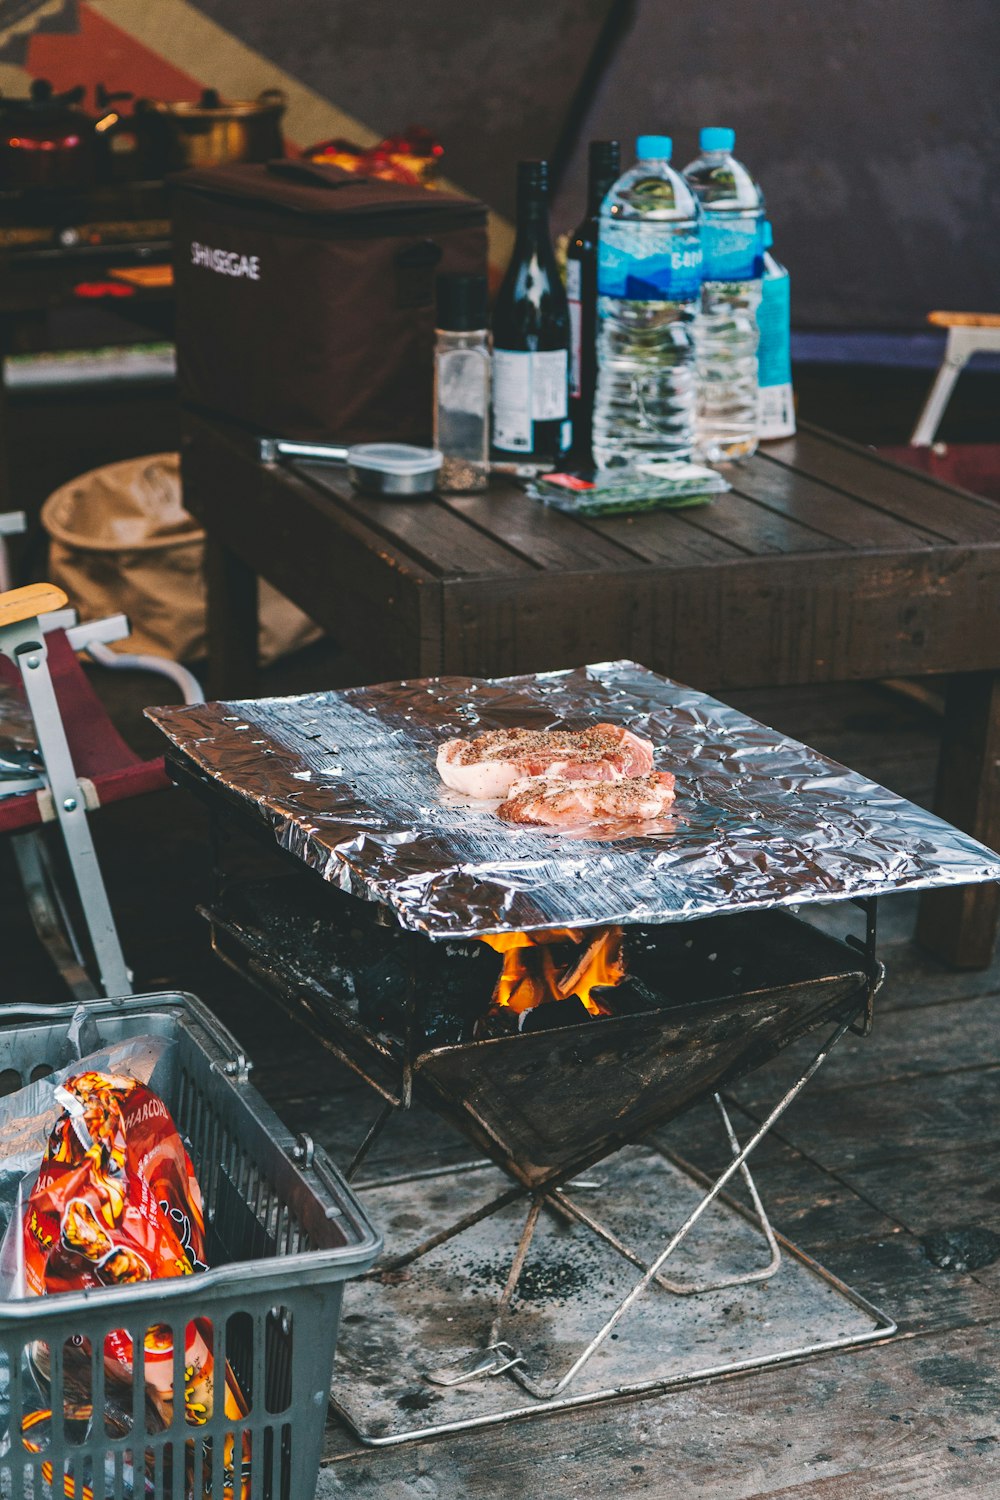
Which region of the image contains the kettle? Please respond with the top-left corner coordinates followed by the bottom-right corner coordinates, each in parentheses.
top-left (0, 79), bottom-right (99, 191)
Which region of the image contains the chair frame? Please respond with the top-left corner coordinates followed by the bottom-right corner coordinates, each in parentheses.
top-left (1, 535), bottom-right (202, 999)
top-left (911, 311), bottom-right (1000, 446)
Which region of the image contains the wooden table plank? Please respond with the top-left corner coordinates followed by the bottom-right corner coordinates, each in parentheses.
top-left (678, 487), bottom-right (843, 555)
top-left (733, 455), bottom-right (942, 550)
top-left (583, 506), bottom-right (750, 565)
top-left (440, 547), bottom-right (1000, 687)
top-left (437, 488), bottom-right (642, 571)
top-left (917, 672), bottom-right (1000, 968)
top-left (295, 462), bottom-right (540, 580)
top-left (766, 428), bottom-right (1000, 544)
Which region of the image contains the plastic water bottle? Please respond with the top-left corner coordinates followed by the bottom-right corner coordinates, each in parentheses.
top-left (593, 135), bottom-right (702, 467)
top-left (682, 127), bottom-right (764, 461)
top-left (756, 221), bottom-right (796, 440)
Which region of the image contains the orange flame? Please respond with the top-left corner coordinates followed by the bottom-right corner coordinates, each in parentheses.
top-left (480, 926), bottom-right (625, 1018)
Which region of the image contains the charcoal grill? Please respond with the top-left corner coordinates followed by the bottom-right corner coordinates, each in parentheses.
top-left (147, 663), bottom-right (1000, 1442)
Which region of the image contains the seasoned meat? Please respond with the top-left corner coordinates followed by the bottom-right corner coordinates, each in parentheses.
top-left (497, 771), bottom-right (677, 827)
top-left (436, 723), bottom-right (654, 800)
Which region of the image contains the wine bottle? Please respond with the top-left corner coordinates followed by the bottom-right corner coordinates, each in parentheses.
top-left (491, 160), bottom-right (570, 465)
top-left (566, 140), bottom-right (620, 470)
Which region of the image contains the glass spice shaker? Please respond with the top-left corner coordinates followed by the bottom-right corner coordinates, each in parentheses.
top-left (433, 273), bottom-right (490, 492)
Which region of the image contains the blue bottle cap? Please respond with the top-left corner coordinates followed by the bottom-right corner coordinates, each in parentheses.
top-left (762, 220), bottom-right (774, 248)
top-left (635, 134), bottom-right (672, 161)
top-left (700, 126), bottom-right (736, 152)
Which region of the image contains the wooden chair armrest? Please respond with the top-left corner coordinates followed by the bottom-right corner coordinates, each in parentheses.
top-left (0, 581), bottom-right (70, 628)
top-left (927, 310), bottom-right (1000, 329)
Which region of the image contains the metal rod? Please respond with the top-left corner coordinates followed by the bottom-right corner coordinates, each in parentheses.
top-left (368, 1182), bottom-right (528, 1276)
top-left (258, 438), bottom-right (349, 464)
top-left (345, 1099), bottom-right (397, 1183)
top-left (336, 1304), bottom-right (896, 1448)
top-left (489, 1196), bottom-right (545, 1346)
top-left (547, 1188), bottom-right (681, 1292)
top-left (517, 1017), bottom-right (852, 1399)
top-left (550, 1097), bottom-right (781, 1298)
top-left (354, 1158), bottom-right (493, 1192)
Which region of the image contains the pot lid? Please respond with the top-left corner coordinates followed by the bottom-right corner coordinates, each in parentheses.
top-left (143, 87), bottom-right (285, 119)
top-left (0, 79), bottom-right (89, 119)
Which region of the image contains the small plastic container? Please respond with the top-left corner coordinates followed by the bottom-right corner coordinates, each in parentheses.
top-left (346, 442), bottom-right (442, 496)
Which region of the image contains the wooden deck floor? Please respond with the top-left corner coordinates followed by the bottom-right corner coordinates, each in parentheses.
top-left (2, 659), bottom-right (998, 1498)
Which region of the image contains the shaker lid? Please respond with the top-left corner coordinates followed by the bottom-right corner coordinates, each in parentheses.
top-left (436, 272), bottom-right (488, 331)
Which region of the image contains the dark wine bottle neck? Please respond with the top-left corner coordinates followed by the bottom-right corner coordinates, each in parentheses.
top-left (588, 171), bottom-right (617, 215)
top-left (515, 194), bottom-right (551, 237)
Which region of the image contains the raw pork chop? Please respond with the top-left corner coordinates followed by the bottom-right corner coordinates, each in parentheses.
top-left (497, 771), bottom-right (676, 827)
top-left (436, 723), bottom-right (654, 800)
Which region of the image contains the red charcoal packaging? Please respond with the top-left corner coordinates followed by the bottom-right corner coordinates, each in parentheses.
top-left (23, 1070), bottom-right (249, 1498)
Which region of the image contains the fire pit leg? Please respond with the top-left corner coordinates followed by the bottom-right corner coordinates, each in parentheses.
top-left (423, 1195), bottom-right (548, 1391)
top-left (345, 1098), bottom-right (397, 1182)
top-left (650, 1093), bottom-right (782, 1295)
top-left (368, 1181), bottom-right (529, 1276)
top-left (548, 1094), bottom-right (782, 1300)
top-left (488, 1195), bottom-right (546, 1347)
top-left (508, 1016), bottom-right (852, 1401)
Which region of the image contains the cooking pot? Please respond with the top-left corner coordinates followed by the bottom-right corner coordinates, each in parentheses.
top-left (0, 79), bottom-right (98, 191)
top-left (136, 88), bottom-right (285, 174)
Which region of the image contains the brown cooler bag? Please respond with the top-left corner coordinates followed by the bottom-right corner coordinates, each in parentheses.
top-left (171, 160), bottom-right (488, 444)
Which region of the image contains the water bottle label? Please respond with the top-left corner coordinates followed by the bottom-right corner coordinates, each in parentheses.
top-left (566, 259), bottom-right (582, 399)
top-left (756, 269), bottom-right (792, 388)
top-left (700, 217), bottom-right (760, 282)
top-left (758, 382), bottom-right (796, 439)
top-left (492, 349), bottom-right (568, 451)
top-left (598, 229), bottom-right (701, 300)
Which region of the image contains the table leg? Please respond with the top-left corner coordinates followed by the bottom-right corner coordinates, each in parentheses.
top-left (204, 537), bottom-right (259, 699)
top-left (917, 670), bottom-right (1000, 969)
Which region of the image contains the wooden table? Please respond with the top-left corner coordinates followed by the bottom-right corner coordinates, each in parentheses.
top-left (180, 408), bottom-right (1000, 969)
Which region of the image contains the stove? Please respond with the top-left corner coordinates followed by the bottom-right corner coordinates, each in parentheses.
top-left (148, 663), bottom-right (1000, 1442)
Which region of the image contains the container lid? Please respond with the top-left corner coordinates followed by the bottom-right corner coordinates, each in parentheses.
top-left (636, 134), bottom-right (672, 161)
top-left (700, 126), bottom-right (736, 152)
top-left (170, 160), bottom-right (486, 226)
top-left (436, 272), bottom-right (488, 331)
top-left (347, 443), bottom-right (442, 476)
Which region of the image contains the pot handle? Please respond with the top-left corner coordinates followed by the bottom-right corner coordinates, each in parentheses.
top-left (266, 158), bottom-right (370, 189)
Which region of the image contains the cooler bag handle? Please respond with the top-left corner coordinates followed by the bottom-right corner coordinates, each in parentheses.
top-left (266, 158), bottom-right (372, 189)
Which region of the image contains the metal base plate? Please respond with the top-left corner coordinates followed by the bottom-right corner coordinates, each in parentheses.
top-left (330, 1147), bottom-right (895, 1445)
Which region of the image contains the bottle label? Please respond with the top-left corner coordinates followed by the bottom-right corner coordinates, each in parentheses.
top-left (566, 259), bottom-right (582, 399)
top-left (533, 348), bottom-right (568, 419)
top-left (700, 216), bottom-right (761, 282)
top-left (492, 349), bottom-right (568, 451)
top-left (756, 265), bottom-right (794, 437)
top-left (758, 383), bottom-right (796, 439)
top-left (756, 268), bottom-right (791, 388)
top-left (598, 226), bottom-right (701, 301)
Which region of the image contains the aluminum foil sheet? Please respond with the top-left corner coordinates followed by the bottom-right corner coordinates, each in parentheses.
top-left (146, 662), bottom-right (1000, 940)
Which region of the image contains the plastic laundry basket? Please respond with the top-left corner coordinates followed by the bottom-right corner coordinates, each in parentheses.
top-left (0, 992), bottom-right (381, 1500)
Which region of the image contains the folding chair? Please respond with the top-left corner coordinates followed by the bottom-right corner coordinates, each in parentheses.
top-left (911, 310), bottom-right (1000, 445)
top-left (0, 576), bottom-right (202, 1001)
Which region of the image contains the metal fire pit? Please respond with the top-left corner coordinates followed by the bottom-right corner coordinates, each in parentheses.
top-left (145, 663), bottom-right (1000, 1441)
top-left (202, 872), bottom-right (875, 1189)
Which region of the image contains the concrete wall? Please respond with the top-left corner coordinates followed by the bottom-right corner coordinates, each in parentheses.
top-left (553, 0), bottom-right (1000, 329)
